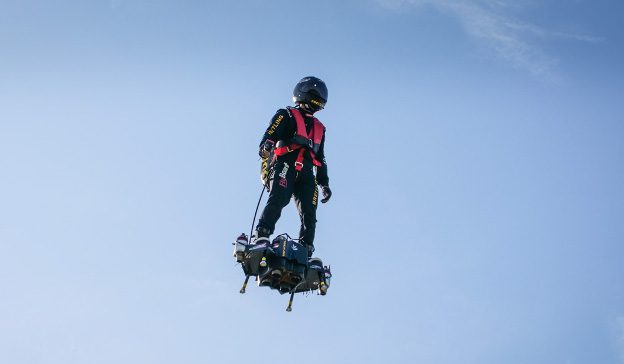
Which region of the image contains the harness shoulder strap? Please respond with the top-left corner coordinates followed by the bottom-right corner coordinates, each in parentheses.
top-left (313, 120), bottom-right (324, 142)
top-left (289, 107), bottom-right (308, 138)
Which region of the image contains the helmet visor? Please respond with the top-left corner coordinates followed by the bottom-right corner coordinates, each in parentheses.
top-left (300, 80), bottom-right (328, 103)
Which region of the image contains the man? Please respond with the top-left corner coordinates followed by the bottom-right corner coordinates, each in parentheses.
top-left (254, 76), bottom-right (332, 257)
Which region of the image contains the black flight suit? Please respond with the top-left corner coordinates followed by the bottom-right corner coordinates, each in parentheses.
top-left (256, 106), bottom-right (329, 250)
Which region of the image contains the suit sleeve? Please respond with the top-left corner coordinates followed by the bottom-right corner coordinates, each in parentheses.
top-left (315, 128), bottom-right (329, 187)
top-left (259, 109), bottom-right (290, 149)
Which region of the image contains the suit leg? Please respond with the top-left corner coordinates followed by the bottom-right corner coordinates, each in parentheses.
top-left (257, 161), bottom-right (296, 234)
top-left (293, 168), bottom-right (319, 247)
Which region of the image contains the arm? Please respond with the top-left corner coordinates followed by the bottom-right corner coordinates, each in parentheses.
top-left (259, 109), bottom-right (291, 157)
top-left (315, 130), bottom-right (329, 186)
top-left (315, 128), bottom-right (332, 203)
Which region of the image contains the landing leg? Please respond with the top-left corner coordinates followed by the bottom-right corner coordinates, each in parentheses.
top-left (286, 292), bottom-right (295, 312)
top-left (240, 275), bottom-right (251, 294)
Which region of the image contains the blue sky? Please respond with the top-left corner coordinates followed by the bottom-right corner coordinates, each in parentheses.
top-left (1, 0), bottom-right (623, 363)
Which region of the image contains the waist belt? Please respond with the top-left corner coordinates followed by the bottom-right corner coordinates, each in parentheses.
top-left (274, 144), bottom-right (322, 171)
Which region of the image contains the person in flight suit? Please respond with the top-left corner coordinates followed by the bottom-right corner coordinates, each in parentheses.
top-left (254, 76), bottom-right (332, 257)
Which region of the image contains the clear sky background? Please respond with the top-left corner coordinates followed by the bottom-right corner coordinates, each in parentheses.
top-left (1, 0), bottom-right (623, 363)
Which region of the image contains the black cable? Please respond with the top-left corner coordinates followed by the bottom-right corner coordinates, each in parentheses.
top-left (249, 185), bottom-right (267, 242)
top-left (249, 154), bottom-right (275, 242)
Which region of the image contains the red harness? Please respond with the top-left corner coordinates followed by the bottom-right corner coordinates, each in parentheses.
top-left (273, 108), bottom-right (324, 171)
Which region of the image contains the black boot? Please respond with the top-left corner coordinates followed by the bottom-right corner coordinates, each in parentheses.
top-left (303, 242), bottom-right (315, 258)
top-left (252, 226), bottom-right (271, 244)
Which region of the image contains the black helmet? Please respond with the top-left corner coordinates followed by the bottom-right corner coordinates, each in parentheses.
top-left (293, 76), bottom-right (328, 111)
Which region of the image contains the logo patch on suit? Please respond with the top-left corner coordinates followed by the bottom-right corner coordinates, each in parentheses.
top-left (278, 162), bottom-right (289, 188)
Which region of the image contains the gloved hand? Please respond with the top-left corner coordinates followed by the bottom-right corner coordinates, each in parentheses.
top-left (259, 139), bottom-right (275, 159)
top-left (320, 185), bottom-right (332, 203)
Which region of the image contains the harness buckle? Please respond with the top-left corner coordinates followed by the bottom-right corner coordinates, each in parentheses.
top-left (294, 161), bottom-right (304, 170)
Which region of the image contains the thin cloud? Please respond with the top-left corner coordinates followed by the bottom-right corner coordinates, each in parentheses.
top-left (376, 0), bottom-right (599, 77)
